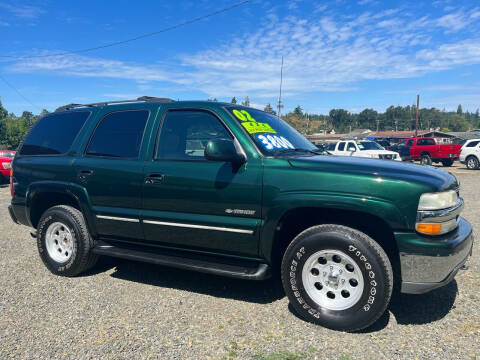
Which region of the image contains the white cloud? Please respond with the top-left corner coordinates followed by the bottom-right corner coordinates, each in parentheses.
top-left (0, 2), bottom-right (44, 19)
top-left (5, 4), bottom-right (480, 102)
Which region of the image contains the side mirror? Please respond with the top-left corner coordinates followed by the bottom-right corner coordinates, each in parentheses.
top-left (348, 147), bottom-right (356, 152)
top-left (205, 138), bottom-right (246, 164)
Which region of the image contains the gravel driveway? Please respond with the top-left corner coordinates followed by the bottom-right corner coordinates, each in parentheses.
top-left (0, 164), bottom-right (479, 360)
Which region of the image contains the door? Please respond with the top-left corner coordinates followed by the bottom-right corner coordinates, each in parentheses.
top-left (142, 108), bottom-right (262, 257)
top-left (74, 107), bottom-right (153, 240)
top-left (346, 141), bottom-right (357, 156)
top-left (334, 141), bottom-right (346, 155)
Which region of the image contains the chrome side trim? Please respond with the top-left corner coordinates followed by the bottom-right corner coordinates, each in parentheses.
top-left (96, 215), bottom-right (140, 223)
top-left (143, 220), bottom-right (254, 234)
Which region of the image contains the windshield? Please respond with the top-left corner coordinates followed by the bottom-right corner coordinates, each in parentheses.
top-left (226, 106), bottom-right (317, 155)
top-left (356, 141), bottom-right (384, 150)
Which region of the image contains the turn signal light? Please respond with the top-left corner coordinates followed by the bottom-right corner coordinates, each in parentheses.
top-left (415, 223), bottom-right (442, 235)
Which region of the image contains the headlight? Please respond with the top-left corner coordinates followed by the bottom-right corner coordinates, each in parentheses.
top-left (2, 162), bottom-right (11, 169)
top-left (418, 190), bottom-right (458, 210)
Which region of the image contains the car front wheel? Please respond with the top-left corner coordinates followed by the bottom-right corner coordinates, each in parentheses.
top-left (281, 224), bottom-right (393, 332)
top-left (420, 154), bottom-right (432, 165)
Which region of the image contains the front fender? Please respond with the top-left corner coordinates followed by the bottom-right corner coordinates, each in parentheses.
top-left (259, 192), bottom-right (408, 262)
top-left (26, 181), bottom-right (97, 236)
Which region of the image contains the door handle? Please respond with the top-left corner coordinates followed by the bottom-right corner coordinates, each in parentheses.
top-left (77, 169), bottom-right (93, 181)
top-left (145, 173), bottom-right (165, 184)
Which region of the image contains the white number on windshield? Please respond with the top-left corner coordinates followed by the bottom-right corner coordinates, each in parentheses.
top-left (256, 134), bottom-right (295, 150)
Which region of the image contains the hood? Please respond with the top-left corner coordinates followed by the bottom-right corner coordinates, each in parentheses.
top-left (288, 155), bottom-right (458, 192)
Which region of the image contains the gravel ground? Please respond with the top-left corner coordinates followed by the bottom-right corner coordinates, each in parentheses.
top-left (0, 163), bottom-right (479, 360)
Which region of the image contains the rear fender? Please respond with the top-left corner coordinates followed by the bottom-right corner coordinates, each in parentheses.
top-left (26, 181), bottom-right (97, 236)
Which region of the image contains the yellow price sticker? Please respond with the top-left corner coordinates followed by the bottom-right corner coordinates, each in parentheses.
top-left (233, 109), bottom-right (256, 122)
top-left (241, 122), bottom-right (276, 134)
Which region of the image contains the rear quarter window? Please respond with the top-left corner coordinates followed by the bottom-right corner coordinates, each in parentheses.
top-left (19, 111), bottom-right (90, 156)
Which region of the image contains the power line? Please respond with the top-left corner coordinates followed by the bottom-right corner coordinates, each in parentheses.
top-left (0, 0), bottom-right (251, 60)
top-left (0, 73), bottom-right (41, 109)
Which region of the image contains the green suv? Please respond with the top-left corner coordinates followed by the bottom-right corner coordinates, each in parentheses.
top-left (8, 97), bottom-right (474, 331)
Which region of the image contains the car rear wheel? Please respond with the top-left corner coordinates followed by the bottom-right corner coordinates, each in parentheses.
top-left (37, 205), bottom-right (98, 276)
top-left (466, 156), bottom-right (479, 170)
top-left (420, 154), bottom-right (432, 166)
top-left (281, 224), bottom-right (393, 332)
top-left (441, 159), bottom-right (454, 167)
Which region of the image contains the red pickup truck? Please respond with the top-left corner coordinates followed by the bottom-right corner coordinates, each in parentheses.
top-left (394, 137), bottom-right (461, 166)
top-left (0, 150), bottom-right (15, 183)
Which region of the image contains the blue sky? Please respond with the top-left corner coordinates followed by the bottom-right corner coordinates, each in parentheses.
top-left (0, 0), bottom-right (479, 115)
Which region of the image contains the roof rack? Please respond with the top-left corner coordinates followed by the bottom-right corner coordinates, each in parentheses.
top-left (55, 96), bottom-right (174, 112)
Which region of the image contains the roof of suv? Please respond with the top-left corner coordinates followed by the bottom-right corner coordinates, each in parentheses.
top-left (55, 96), bottom-right (237, 112)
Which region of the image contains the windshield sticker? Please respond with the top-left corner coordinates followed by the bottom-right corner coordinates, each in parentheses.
top-left (233, 109), bottom-right (256, 122)
top-left (233, 109), bottom-right (277, 134)
top-left (242, 122), bottom-right (276, 134)
top-left (256, 134), bottom-right (295, 150)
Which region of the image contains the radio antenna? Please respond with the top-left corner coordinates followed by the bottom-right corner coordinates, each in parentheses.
top-left (277, 56), bottom-right (284, 118)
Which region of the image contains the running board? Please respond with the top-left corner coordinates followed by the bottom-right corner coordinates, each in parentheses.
top-left (93, 240), bottom-right (271, 280)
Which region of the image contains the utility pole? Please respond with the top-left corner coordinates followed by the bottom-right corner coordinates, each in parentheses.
top-left (277, 56), bottom-right (284, 118)
top-left (415, 94), bottom-right (419, 137)
top-left (376, 118), bottom-right (380, 133)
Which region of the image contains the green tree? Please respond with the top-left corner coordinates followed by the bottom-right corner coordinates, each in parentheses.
top-left (231, 97), bottom-right (237, 104)
top-left (329, 109), bottom-right (353, 133)
top-left (357, 109), bottom-right (378, 130)
top-left (263, 103), bottom-right (276, 115)
top-left (293, 105), bottom-right (303, 117)
top-left (241, 96), bottom-right (250, 107)
top-left (457, 104), bottom-right (463, 115)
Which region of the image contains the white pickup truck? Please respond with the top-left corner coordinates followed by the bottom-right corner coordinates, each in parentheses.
top-left (329, 140), bottom-right (402, 161)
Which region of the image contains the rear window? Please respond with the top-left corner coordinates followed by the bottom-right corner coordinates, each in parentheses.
top-left (20, 111), bottom-right (90, 155)
top-left (86, 110), bottom-right (149, 159)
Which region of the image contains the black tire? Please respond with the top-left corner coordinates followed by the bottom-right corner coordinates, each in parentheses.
top-left (281, 224), bottom-right (393, 332)
top-left (420, 154), bottom-right (432, 166)
top-left (466, 156), bottom-right (479, 170)
top-left (441, 159), bottom-right (454, 167)
top-left (37, 205), bottom-right (98, 276)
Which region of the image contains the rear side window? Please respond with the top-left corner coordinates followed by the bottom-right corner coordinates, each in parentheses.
top-left (466, 141), bottom-right (479, 147)
top-left (86, 110), bottom-right (149, 159)
top-left (20, 111), bottom-right (90, 155)
top-left (337, 142), bottom-right (345, 151)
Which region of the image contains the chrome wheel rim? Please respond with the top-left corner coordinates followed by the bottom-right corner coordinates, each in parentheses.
top-left (45, 222), bottom-right (74, 263)
top-left (467, 158), bottom-right (476, 169)
top-left (302, 249), bottom-right (364, 311)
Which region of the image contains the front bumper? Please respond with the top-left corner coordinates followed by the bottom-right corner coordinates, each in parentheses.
top-left (395, 217), bottom-right (474, 294)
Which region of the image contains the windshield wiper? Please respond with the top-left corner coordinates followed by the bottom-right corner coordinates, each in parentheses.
top-left (272, 148), bottom-right (322, 156)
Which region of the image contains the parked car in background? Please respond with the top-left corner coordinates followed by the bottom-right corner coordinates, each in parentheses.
top-left (330, 140), bottom-right (401, 160)
top-left (459, 139), bottom-right (480, 170)
top-left (393, 137), bottom-right (461, 166)
top-left (0, 150), bottom-right (15, 183)
top-left (374, 139), bottom-right (391, 150)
